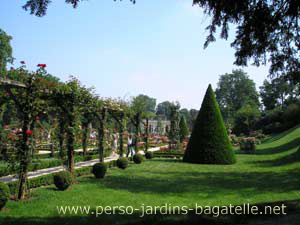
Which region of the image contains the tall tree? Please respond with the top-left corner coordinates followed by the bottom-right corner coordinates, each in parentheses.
top-left (260, 76), bottom-right (298, 110)
top-left (133, 94), bottom-right (156, 113)
top-left (179, 115), bottom-right (189, 143)
top-left (234, 100), bottom-right (261, 135)
top-left (156, 101), bottom-right (173, 120)
top-left (168, 102), bottom-right (180, 150)
top-left (215, 70), bottom-right (259, 123)
top-left (179, 108), bottom-right (190, 125)
top-left (0, 29), bottom-right (14, 73)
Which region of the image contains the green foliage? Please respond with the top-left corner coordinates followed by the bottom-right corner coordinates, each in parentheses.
top-left (256, 104), bottom-right (300, 134)
top-left (116, 157), bottom-right (128, 169)
top-left (233, 101), bottom-right (261, 135)
top-left (23, 0), bottom-right (136, 17)
top-left (260, 77), bottom-right (298, 110)
top-left (92, 162), bottom-right (107, 179)
top-left (283, 104), bottom-right (300, 127)
top-left (215, 70), bottom-right (260, 123)
top-left (194, 0), bottom-right (300, 79)
top-left (179, 116), bottom-right (189, 142)
top-left (145, 151), bottom-right (153, 159)
top-left (183, 84), bottom-right (236, 164)
top-left (131, 94), bottom-right (156, 113)
top-left (0, 28), bottom-right (14, 73)
top-left (53, 170), bottom-right (73, 191)
top-left (156, 101), bottom-right (173, 120)
top-left (0, 181), bottom-right (9, 210)
top-left (2, 127), bottom-right (300, 224)
top-left (133, 153), bottom-right (143, 164)
top-left (168, 102), bottom-right (180, 149)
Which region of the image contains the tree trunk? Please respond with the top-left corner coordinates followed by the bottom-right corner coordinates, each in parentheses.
top-left (134, 113), bottom-right (140, 153)
top-left (58, 117), bottom-right (65, 159)
top-left (66, 112), bottom-right (75, 175)
top-left (119, 121), bottom-right (124, 157)
top-left (144, 118), bottom-right (149, 152)
top-left (98, 120), bottom-right (104, 162)
top-left (17, 116), bottom-right (30, 200)
top-left (97, 109), bottom-right (106, 162)
top-left (82, 123), bottom-right (89, 156)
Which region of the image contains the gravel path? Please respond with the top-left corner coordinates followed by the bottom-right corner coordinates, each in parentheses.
top-left (0, 146), bottom-right (162, 183)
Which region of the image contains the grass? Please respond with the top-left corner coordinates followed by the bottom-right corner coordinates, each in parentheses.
top-left (0, 126), bottom-right (300, 225)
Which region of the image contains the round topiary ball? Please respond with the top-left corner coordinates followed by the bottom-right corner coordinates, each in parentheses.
top-left (133, 153), bottom-right (144, 164)
top-left (116, 157), bottom-right (128, 169)
top-left (53, 171), bottom-right (73, 191)
top-left (145, 151), bottom-right (153, 159)
top-left (92, 163), bottom-right (107, 178)
top-left (0, 181), bottom-right (10, 211)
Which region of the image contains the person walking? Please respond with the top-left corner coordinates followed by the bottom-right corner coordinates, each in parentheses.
top-left (111, 132), bottom-right (118, 157)
top-left (126, 134), bottom-right (135, 157)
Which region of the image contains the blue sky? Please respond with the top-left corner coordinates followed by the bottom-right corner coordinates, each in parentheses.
top-left (0, 0), bottom-right (270, 109)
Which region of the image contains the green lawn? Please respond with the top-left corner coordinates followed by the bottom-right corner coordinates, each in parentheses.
top-left (1, 127), bottom-right (300, 225)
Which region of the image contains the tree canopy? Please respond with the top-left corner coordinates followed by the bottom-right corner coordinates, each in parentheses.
top-left (193, 0), bottom-right (300, 79)
top-left (156, 101), bottom-right (173, 120)
top-left (260, 76), bottom-right (299, 110)
top-left (215, 69), bottom-right (259, 123)
top-left (0, 29), bottom-right (14, 73)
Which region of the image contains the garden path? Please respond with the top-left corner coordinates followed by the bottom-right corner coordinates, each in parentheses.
top-left (0, 146), bottom-right (162, 183)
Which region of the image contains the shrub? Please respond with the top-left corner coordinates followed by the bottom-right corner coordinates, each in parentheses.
top-left (116, 157), bottom-right (128, 169)
top-left (239, 137), bottom-right (256, 154)
top-left (133, 153), bottom-right (144, 164)
top-left (53, 171), bottom-right (73, 191)
top-left (0, 181), bottom-right (10, 210)
top-left (183, 84), bottom-right (236, 164)
top-left (92, 163), bottom-right (107, 179)
top-left (283, 104), bottom-right (300, 127)
top-left (145, 151), bottom-right (153, 159)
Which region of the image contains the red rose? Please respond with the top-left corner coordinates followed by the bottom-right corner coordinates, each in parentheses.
top-left (37, 64), bottom-right (47, 68)
top-left (26, 130), bottom-right (33, 136)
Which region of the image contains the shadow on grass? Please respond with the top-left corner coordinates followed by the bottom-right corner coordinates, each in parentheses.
top-left (251, 150), bottom-right (300, 167)
top-left (255, 138), bottom-right (300, 155)
top-left (80, 168), bottom-right (300, 197)
top-left (261, 125), bottom-right (300, 144)
top-left (150, 158), bottom-right (181, 163)
top-left (1, 200), bottom-right (300, 225)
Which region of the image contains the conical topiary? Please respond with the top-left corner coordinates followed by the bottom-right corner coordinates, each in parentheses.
top-left (179, 116), bottom-right (189, 142)
top-left (183, 84), bottom-right (236, 164)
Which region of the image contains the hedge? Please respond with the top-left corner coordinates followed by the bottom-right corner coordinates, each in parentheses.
top-left (0, 152), bottom-right (102, 177)
top-left (7, 159), bottom-right (117, 195)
